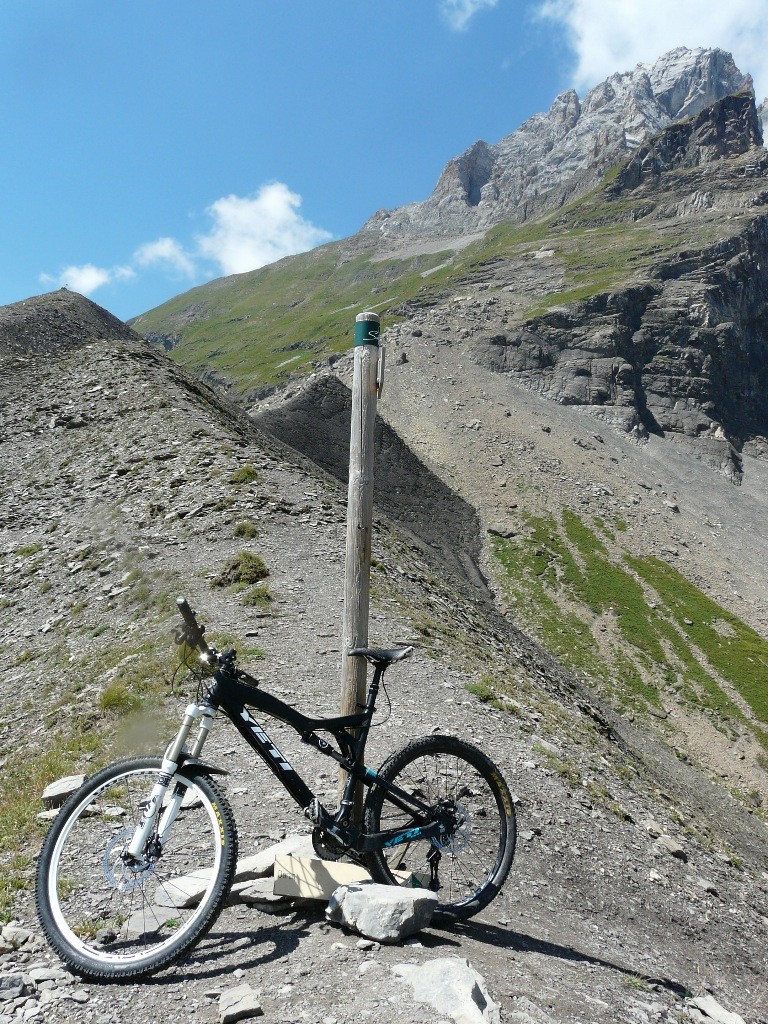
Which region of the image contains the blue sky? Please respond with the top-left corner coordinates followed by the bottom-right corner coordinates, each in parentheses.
top-left (2, 0), bottom-right (767, 321)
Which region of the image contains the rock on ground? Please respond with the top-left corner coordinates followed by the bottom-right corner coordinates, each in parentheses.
top-left (218, 984), bottom-right (263, 1023)
top-left (393, 957), bottom-right (500, 1024)
top-left (326, 882), bottom-right (438, 943)
top-left (690, 994), bottom-right (747, 1024)
top-left (41, 775), bottom-right (86, 808)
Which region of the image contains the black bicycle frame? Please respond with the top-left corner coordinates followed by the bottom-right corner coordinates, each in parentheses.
top-left (203, 662), bottom-right (449, 853)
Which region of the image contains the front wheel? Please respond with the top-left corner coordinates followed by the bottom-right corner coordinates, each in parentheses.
top-left (35, 757), bottom-right (238, 982)
top-left (364, 736), bottom-right (516, 922)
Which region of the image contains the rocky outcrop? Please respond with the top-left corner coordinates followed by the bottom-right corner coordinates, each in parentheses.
top-left (473, 213), bottom-right (768, 481)
top-left (615, 90), bottom-right (763, 190)
top-left (362, 48), bottom-right (751, 242)
top-left (0, 289), bottom-right (139, 358)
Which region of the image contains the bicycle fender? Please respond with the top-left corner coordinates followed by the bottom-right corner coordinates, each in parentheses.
top-left (176, 755), bottom-right (228, 777)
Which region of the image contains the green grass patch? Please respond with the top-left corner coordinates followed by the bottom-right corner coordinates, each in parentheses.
top-left (16, 542), bottom-right (43, 557)
top-left (492, 509), bottom-right (768, 743)
top-left (0, 723), bottom-right (102, 917)
top-left (465, 675), bottom-right (505, 710)
top-left (0, 630), bottom-right (187, 919)
top-left (233, 519), bottom-right (259, 539)
top-left (241, 585), bottom-right (273, 608)
top-left (212, 552), bottom-right (269, 588)
top-left (561, 510), bottom-right (665, 670)
top-left (229, 464), bottom-right (261, 485)
top-left (99, 681), bottom-right (144, 715)
top-left (630, 556), bottom-right (768, 725)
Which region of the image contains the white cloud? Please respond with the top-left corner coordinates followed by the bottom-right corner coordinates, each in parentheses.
top-left (537, 0), bottom-right (768, 100)
top-left (133, 236), bottom-right (196, 277)
top-left (441, 0), bottom-right (499, 30)
top-left (196, 182), bottom-right (333, 276)
top-left (40, 181), bottom-right (332, 295)
top-left (40, 263), bottom-right (135, 296)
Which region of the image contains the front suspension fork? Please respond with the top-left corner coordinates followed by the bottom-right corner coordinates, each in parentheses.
top-left (125, 702), bottom-right (215, 861)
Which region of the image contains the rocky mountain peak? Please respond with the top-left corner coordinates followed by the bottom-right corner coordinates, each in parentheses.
top-left (363, 46), bottom-right (753, 244)
top-left (647, 46), bottom-right (752, 120)
top-left (0, 288), bottom-right (138, 359)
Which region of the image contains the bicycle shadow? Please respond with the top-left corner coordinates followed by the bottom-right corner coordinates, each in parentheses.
top-left (151, 907), bottom-right (328, 985)
top-left (424, 919), bottom-right (690, 998)
top-left (149, 908), bottom-right (688, 999)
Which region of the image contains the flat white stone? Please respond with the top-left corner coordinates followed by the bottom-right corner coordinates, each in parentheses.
top-left (691, 995), bottom-right (746, 1024)
top-left (41, 775), bottom-right (86, 808)
top-left (1, 925), bottom-right (33, 947)
top-left (123, 905), bottom-right (174, 939)
top-left (28, 967), bottom-right (72, 984)
top-left (102, 805), bottom-right (127, 819)
top-left (154, 869), bottom-right (213, 908)
top-left (653, 835), bottom-right (687, 861)
top-left (235, 834), bottom-right (314, 882)
top-left (237, 877), bottom-right (294, 913)
top-left (219, 983), bottom-right (263, 1023)
top-left (393, 956), bottom-right (500, 1024)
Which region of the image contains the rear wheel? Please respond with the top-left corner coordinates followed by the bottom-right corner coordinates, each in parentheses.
top-left (35, 757), bottom-right (237, 981)
top-left (364, 735), bottom-right (515, 921)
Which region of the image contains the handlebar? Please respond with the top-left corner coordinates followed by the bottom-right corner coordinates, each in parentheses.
top-left (174, 597), bottom-right (259, 687)
top-left (175, 596), bottom-right (210, 656)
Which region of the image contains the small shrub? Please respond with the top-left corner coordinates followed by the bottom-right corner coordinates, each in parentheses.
top-left (233, 520), bottom-right (259, 539)
top-left (16, 542), bottom-right (42, 557)
top-left (229, 464), bottom-right (261, 485)
top-left (212, 552), bottom-right (269, 588)
top-left (242, 585), bottom-right (273, 608)
top-left (465, 677), bottom-right (505, 711)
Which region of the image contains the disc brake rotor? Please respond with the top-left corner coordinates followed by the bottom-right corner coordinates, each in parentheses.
top-left (432, 801), bottom-right (471, 855)
top-left (102, 829), bottom-right (157, 892)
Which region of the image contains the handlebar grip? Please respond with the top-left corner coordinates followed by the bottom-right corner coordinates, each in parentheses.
top-left (176, 596), bottom-right (210, 654)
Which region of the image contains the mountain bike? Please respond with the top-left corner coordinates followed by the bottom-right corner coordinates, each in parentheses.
top-left (35, 598), bottom-right (516, 982)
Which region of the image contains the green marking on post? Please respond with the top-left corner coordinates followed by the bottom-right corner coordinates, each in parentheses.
top-left (354, 311), bottom-right (380, 348)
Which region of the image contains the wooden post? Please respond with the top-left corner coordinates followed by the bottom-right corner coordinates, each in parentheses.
top-left (338, 311), bottom-right (380, 820)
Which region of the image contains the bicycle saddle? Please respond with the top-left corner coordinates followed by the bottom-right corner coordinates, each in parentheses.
top-left (348, 646), bottom-right (413, 667)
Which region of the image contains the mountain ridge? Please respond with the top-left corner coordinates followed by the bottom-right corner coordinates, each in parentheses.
top-left (362, 47), bottom-right (753, 245)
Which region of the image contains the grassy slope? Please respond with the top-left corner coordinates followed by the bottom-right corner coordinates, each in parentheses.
top-left (132, 160), bottom-right (751, 394)
top-left (491, 512), bottom-right (768, 755)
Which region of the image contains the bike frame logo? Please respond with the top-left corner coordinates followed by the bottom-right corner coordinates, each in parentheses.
top-left (238, 709), bottom-right (293, 771)
top-left (384, 827), bottom-right (423, 848)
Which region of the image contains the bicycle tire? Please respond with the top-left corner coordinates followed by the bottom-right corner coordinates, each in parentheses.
top-left (35, 756), bottom-right (238, 982)
top-left (363, 735), bottom-right (515, 922)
